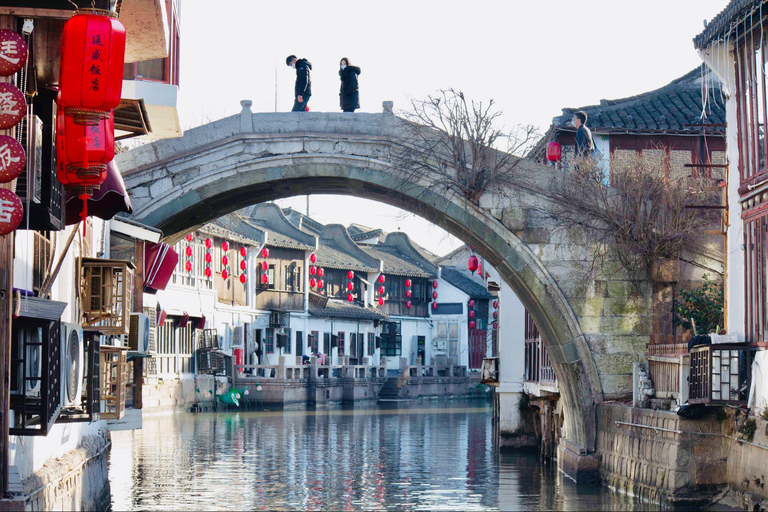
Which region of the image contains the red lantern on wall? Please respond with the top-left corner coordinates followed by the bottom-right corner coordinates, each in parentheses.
top-left (469, 320), bottom-right (475, 330)
top-left (317, 267), bottom-right (324, 277)
top-left (467, 255), bottom-right (479, 274)
top-left (58, 12), bottom-right (126, 124)
top-left (205, 253), bottom-right (212, 263)
top-left (378, 297), bottom-right (384, 306)
top-left (493, 311), bottom-right (498, 319)
top-left (261, 273), bottom-right (268, 284)
top-left (432, 291), bottom-right (438, 300)
top-left (185, 233), bottom-right (194, 242)
top-left (378, 286), bottom-right (385, 295)
top-left (204, 267), bottom-right (212, 278)
top-left (310, 253), bottom-right (316, 263)
top-left (0, 188), bottom-right (23, 236)
top-left (222, 269), bottom-right (228, 280)
top-left (239, 260), bottom-right (246, 271)
top-left (261, 247), bottom-right (269, 258)
top-left (493, 300), bottom-right (498, 309)
top-left (432, 281), bottom-right (438, 289)
top-left (222, 255), bottom-right (228, 266)
top-left (347, 282), bottom-right (354, 291)
top-left (185, 246), bottom-right (193, 257)
top-left (309, 266), bottom-right (316, 275)
top-left (405, 300), bottom-right (412, 309)
top-left (0, 135), bottom-right (25, 184)
top-left (0, 83), bottom-right (26, 130)
top-left (405, 290), bottom-right (412, 298)
top-left (468, 299), bottom-right (475, 308)
top-left (309, 277), bottom-right (317, 288)
top-left (405, 279), bottom-right (411, 288)
top-left (240, 247), bottom-right (247, 257)
top-left (432, 302), bottom-right (438, 310)
top-left (347, 293), bottom-right (354, 302)
top-left (205, 238), bottom-right (212, 248)
top-left (261, 261), bottom-right (268, 271)
top-left (347, 270), bottom-right (354, 280)
top-left (469, 310), bottom-right (475, 318)
top-left (378, 275), bottom-right (385, 284)
top-left (222, 241), bottom-right (229, 252)
top-left (240, 274), bottom-right (247, 284)
top-left (317, 279), bottom-right (324, 288)
top-left (546, 141), bottom-right (562, 163)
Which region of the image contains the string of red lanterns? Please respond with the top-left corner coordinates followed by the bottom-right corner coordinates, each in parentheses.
top-left (0, 29), bottom-right (28, 237)
top-left (347, 270), bottom-right (354, 302)
top-left (204, 238), bottom-right (212, 278)
top-left (468, 298), bottom-right (475, 330)
top-left (431, 280), bottom-right (438, 311)
top-left (492, 299), bottom-right (499, 330)
top-left (221, 240), bottom-right (229, 280)
top-left (184, 233), bottom-right (194, 273)
top-left (261, 247), bottom-right (269, 285)
top-left (405, 278), bottom-right (412, 309)
top-left (377, 274), bottom-right (385, 306)
top-left (239, 247), bottom-right (247, 284)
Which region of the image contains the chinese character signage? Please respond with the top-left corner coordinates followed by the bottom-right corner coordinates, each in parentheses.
top-left (0, 83), bottom-right (25, 130)
top-left (0, 135), bottom-right (24, 183)
top-left (0, 188), bottom-right (22, 235)
top-left (0, 30), bottom-right (27, 77)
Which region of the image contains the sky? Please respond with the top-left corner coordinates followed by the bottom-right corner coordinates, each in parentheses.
top-left (174, 0), bottom-right (728, 257)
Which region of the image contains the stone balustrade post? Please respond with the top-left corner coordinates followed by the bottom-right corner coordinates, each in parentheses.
top-left (278, 356), bottom-right (286, 380)
top-left (310, 356), bottom-right (318, 380)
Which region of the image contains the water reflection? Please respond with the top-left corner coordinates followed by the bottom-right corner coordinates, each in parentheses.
top-left (108, 401), bottom-right (652, 511)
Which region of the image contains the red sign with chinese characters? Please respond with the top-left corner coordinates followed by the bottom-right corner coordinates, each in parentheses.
top-left (0, 187), bottom-right (23, 236)
top-left (0, 30), bottom-right (27, 76)
top-left (0, 135), bottom-right (24, 183)
top-left (0, 83), bottom-right (25, 129)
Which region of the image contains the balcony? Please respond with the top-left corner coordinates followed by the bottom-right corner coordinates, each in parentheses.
top-left (80, 258), bottom-right (135, 335)
top-left (523, 337), bottom-right (558, 395)
top-left (254, 290), bottom-right (303, 313)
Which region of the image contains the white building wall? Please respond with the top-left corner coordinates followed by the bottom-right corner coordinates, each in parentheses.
top-left (430, 279), bottom-right (470, 368)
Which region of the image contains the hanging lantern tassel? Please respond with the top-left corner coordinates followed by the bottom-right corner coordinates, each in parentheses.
top-left (77, 135), bottom-right (91, 236)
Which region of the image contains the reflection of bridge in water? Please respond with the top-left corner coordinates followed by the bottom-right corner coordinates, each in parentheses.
top-left (116, 101), bottom-right (656, 477)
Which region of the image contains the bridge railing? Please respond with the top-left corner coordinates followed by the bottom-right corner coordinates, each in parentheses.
top-left (234, 359), bottom-right (387, 383)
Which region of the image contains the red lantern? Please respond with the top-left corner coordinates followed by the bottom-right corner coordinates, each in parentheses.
top-left (493, 300), bottom-right (498, 309)
top-left (309, 266), bottom-right (316, 275)
top-left (467, 255), bottom-right (479, 274)
top-left (432, 281), bottom-right (438, 289)
top-left (347, 293), bottom-right (354, 302)
top-left (469, 321), bottom-right (475, 330)
top-left (347, 270), bottom-right (354, 280)
top-left (378, 297), bottom-right (384, 306)
top-left (347, 282), bottom-right (354, 291)
top-left (205, 238), bottom-right (212, 248)
top-left (185, 233), bottom-right (194, 242)
top-left (493, 321), bottom-right (498, 329)
top-left (546, 141), bottom-right (562, 163)
top-left (432, 302), bottom-right (438, 310)
top-left (432, 291), bottom-right (438, 300)
top-left (185, 261), bottom-right (192, 272)
top-left (317, 279), bottom-right (324, 288)
top-left (222, 241), bottom-right (229, 252)
top-left (405, 290), bottom-right (412, 298)
top-left (56, 107), bottom-right (113, 190)
top-left (0, 30), bottom-right (28, 77)
top-left (405, 279), bottom-right (412, 288)
top-left (204, 267), bottom-right (212, 278)
top-left (0, 83), bottom-right (25, 130)
top-left (58, 12), bottom-right (126, 124)
top-left (378, 286), bottom-right (385, 295)
top-left (0, 188), bottom-right (22, 236)
top-left (261, 247), bottom-right (269, 258)
top-left (0, 136), bottom-right (24, 183)
top-left (240, 260), bottom-right (246, 270)
top-left (310, 253), bottom-right (317, 263)
top-left (240, 274), bottom-right (247, 284)
top-left (185, 246), bottom-right (193, 257)
top-left (261, 273), bottom-right (268, 284)
top-left (405, 300), bottom-right (412, 309)
top-left (317, 268), bottom-right (324, 277)
top-left (309, 277), bottom-right (317, 288)
top-left (261, 261), bottom-right (268, 271)
top-left (222, 269), bottom-right (228, 280)
top-left (378, 275), bottom-right (385, 284)
top-left (469, 310), bottom-right (475, 318)
top-left (222, 255), bottom-right (228, 266)
top-left (493, 311), bottom-right (498, 319)
top-left (205, 253), bottom-right (212, 263)
top-left (240, 247), bottom-right (247, 257)
top-left (469, 299), bottom-right (475, 308)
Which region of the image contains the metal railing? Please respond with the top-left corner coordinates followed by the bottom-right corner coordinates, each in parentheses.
top-left (524, 337), bottom-right (556, 384)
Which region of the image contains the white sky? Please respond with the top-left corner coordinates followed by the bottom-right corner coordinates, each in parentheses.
top-left (175, 0), bottom-right (727, 256)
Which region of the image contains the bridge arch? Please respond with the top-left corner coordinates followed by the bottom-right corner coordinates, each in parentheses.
top-left (117, 105), bottom-right (645, 456)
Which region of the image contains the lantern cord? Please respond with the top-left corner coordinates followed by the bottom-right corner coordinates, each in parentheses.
top-left (79, 193), bottom-right (89, 237)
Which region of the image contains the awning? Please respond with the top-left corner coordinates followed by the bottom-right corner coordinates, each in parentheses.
top-left (143, 242), bottom-right (178, 293)
top-left (65, 160), bottom-right (133, 225)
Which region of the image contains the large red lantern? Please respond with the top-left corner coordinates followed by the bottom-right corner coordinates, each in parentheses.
top-left (0, 30), bottom-right (28, 77)
top-left (0, 135), bottom-right (25, 183)
top-left (58, 12), bottom-right (126, 124)
top-left (546, 141), bottom-right (562, 163)
top-left (467, 255), bottom-right (479, 274)
top-left (0, 83), bottom-right (25, 130)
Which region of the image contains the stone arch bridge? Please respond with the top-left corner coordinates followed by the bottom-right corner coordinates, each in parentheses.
top-left (116, 101), bottom-right (651, 472)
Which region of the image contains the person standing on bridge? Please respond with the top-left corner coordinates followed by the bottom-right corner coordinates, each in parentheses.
top-left (339, 57), bottom-right (361, 112)
top-left (286, 55), bottom-right (312, 112)
top-left (572, 110), bottom-right (594, 158)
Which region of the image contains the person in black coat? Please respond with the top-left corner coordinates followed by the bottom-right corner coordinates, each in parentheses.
top-left (286, 55), bottom-right (312, 112)
top-left (338, 58), bottom-right (361, 112)
top-left (572, 110), bottom-right (594, 158)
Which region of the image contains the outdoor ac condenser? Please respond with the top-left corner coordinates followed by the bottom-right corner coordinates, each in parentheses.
top-left (127, 313), bottom-right (150, 353)
top-left (60, 322), bottom-right (84, 408)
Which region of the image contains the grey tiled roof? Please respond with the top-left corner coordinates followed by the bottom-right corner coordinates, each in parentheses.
top-left (440, 267), bottom-right (493, 299)
top-left (361, 245), bottom-right (436, 278)
top-left (694, 0), bottom-right (763, 49)
top-left (315, 242), bottom-right (380, 273)
top-left (199, 223), bottom-right (262, 247)
top-left (309, 300), bottom-right (389, 321)
top-left (551, 67), bottom-right (725, 135)
top-left (242, 219), bottom-right (315, 251)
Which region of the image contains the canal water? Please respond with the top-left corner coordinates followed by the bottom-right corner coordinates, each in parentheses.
top-left (107, 400), bottom-right (652, 511)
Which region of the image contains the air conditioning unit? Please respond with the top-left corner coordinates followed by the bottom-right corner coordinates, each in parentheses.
top-left (127, 313), bottom-right (150, 353)
top-left (60, 322), bottom-right (84, 408)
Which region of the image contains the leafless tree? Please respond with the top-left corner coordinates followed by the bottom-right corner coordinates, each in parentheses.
top-left (393, 89), bottom-right (539, 204)
top-left (546, 152), bottom-right (720, 279)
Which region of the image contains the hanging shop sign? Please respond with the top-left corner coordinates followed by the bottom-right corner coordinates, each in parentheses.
top-left (0, 135), bottom-right (25, 183)
top-left (0, 187), bottom-right (23, 235)
top-left (0, 29), bottom-right (28, 77)
top-left (0, 83), bottom-right (25, 130)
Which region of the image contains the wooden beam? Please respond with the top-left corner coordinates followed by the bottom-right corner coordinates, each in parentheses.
top-left (0, 8), bottom-right (71, 19)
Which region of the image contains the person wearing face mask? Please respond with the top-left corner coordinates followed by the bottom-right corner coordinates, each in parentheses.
top-left (338, 57), bottom-right (361, 113)
top-left (285, 55), bottom-right (312, 112)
